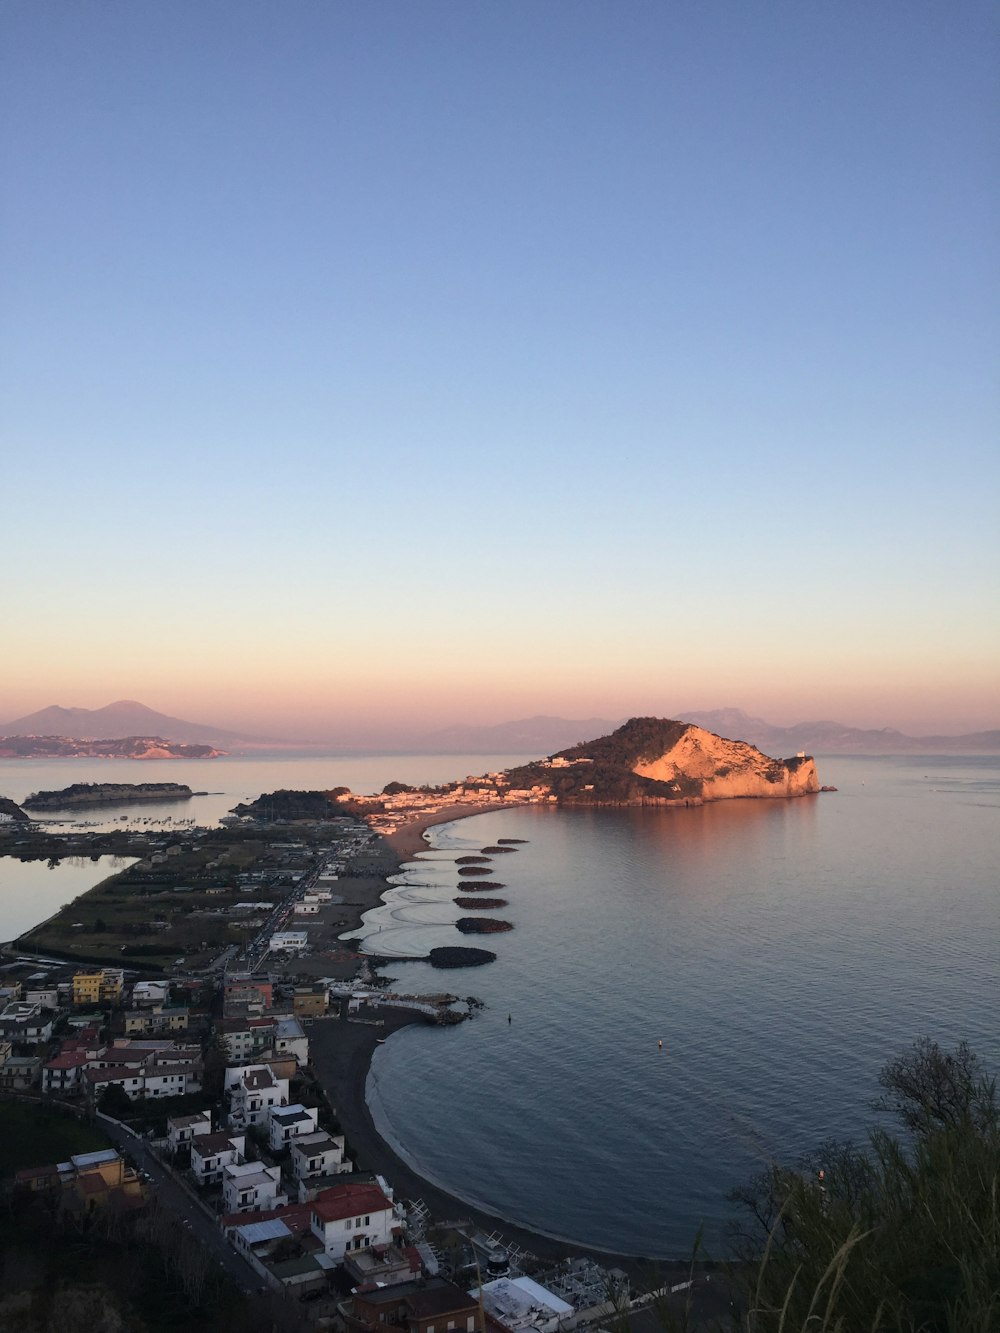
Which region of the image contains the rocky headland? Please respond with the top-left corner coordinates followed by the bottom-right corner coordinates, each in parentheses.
top-left (503, 716), bottom-right (819, 806)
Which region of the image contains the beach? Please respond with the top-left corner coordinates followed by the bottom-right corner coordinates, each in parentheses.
top-left (316, 805), bottom-right (706, 1282)
top-left (381, 800), bottom-right (520, 860)
top-left (308, 1005), bottom-right (694, 1284)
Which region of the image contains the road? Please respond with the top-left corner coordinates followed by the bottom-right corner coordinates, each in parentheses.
top-left (99, 1116), bottom-right (264, 1297)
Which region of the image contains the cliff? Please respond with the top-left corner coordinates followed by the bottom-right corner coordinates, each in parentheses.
top-left (0, 796), bottom-right (30, 823)
top-left (631, 726), bottom-right (818, 800)
top-left (504, 717), bottom-right (819, 805)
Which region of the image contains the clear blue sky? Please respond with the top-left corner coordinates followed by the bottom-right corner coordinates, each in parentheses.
top-left (1, 2), bottom-right (997, 738)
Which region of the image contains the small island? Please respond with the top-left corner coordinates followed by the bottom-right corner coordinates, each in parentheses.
top-left (23, 782), bottom-right (194, 811)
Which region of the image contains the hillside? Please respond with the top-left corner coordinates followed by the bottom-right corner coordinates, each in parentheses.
top-left (0, 735), bottom-right (222, 760)
top-left (0, 700), bottom-right (268, 746)
top-left (504, 717), bottom-right (819, 805)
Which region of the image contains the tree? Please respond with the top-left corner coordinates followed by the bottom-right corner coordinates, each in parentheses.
top-left (875, 1036), bottom-right (996, 1134)
top-left (97, 1082), bottom-right (133, 1119)
top-left (729, 1040), bottom-right (1000, 1332)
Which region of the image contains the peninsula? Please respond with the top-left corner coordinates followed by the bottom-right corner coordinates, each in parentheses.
top-left (503, 715), bottom-right (819, 804)
top-left (22, 782), bottom-right (194, 811)
top-left (339, 716), bottom-right (820, 843)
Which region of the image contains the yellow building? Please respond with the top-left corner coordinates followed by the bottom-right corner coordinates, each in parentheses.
top-left (292, 985), bottom-right (328, 1018)
top-left (123, 1006), bottom-right (189, 1035)
top-left (72, 969), bottom-right (125, 1007)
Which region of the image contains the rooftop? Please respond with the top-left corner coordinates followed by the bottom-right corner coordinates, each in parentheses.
top-left (193, 1131), bottom-right (242, 1155)
top-left (312, 1181), bottom-right (392, 1224)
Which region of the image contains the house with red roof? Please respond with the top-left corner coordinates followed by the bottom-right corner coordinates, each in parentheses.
top-left (309, 1180), bottom-right (396, 1260)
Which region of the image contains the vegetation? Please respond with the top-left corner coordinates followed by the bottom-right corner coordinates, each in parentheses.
top-left (0, 1102), bottom-right (109, 1177)
top-left (505, 717), bottom-right (702, 803)
top-left (0, 1194), bottom-right (289, 1332)
top-left (23, 783), bottom-right (192, 810)
top-left (728, 1039), bottom-right (999, 1332)
top-left (230, 789), bottom-right (350, 820)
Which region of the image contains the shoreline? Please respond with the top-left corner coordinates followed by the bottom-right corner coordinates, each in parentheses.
top-left (309, 1007), bottom-right (694, 1281)
top-left (381, 800), bottom-right (525, 861)
top-left (326, 805), bottom-right (698, 1276)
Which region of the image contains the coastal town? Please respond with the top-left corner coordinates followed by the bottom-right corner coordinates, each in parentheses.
top-left (0, 779), bottom-right (723, 1330)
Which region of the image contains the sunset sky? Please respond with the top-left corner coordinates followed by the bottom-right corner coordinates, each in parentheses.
top-left (2, 3), bottom-right (997, 740)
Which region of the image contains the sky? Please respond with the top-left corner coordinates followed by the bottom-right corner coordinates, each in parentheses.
top-left (1, 2), bottom-right (997, 741)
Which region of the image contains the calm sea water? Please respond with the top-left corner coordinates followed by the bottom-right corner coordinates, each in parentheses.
top-left (0, 752), bottom-right (532, 941)
top-left (3, 752), bottom-right (997, 1258)
top-left (353, 755), bottom-right (1000, 1258)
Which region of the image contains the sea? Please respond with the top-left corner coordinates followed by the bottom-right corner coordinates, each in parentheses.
top-left (2, 751), bottom-right (998, 1258)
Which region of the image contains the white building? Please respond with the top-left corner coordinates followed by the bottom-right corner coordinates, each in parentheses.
top-left (267, 1103), bottom-right (318, 1153)
top-left (132, 981), bottom-right (170, 1007)
top-left (191, 1131), bottom-right (245, 1186)
top-left (309, 1181), bottom-right (395, 1260)
top-left (290, 1131), bottom-right (349, 1181)
top-left (222, 1160), bottom-right (286, 1215)
top-left (167, 1110), bottom-right (213, 1154)
top-left (269, 930), bottom-right (308, 953)
top-left (271, 1016), bottom-right (309, 1066)
top-left (470, 1278), bottom-right (575, 1333)
top-left (227, 1066), bottom-right (289, 1129)
top-left (292, 901), bottom-right (319, 916)
top-left (0, 1001), bottom-right (54, 1047)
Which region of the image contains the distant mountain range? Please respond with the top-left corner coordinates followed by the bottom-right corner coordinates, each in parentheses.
top-left (0, 701), bottom-right (996, 756)
top-left (0, 700), bottom-right (268, 747)
top-left (411, 710), bottom-right (1000, 755)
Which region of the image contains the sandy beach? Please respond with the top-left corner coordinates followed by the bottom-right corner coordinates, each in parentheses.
top-left (382, 800), bottom-right (520, 861)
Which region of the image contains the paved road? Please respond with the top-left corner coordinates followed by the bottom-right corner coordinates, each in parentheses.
top-left (100, 1117), bottom-right (263, 1297)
